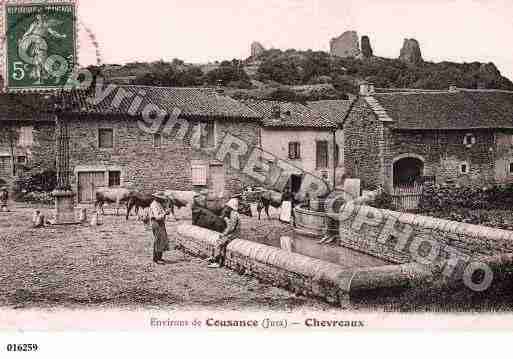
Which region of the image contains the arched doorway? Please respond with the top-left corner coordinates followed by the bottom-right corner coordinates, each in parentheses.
top-left (393, 157), bottom-right (424, 187)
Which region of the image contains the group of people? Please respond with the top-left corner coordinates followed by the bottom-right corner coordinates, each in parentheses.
top-left (147, 192), bottom-right (240, 268)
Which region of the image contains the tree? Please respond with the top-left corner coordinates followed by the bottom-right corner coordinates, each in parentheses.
top-left (205, 59), bottom-right (251, 87)
top-left (0, 126), bottom-right (19, 176)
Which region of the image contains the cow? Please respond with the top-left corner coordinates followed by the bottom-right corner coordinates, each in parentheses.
top-left (95, 187), bottom-right (131, 216)
top-left (125, 192), bottom-right (152, 220)
top-left (125, 191), bottom-right (188, 221)
top-left (192, 194), bottom-right (252, 218)
top-left (192, 206), bottom-right (227, 233)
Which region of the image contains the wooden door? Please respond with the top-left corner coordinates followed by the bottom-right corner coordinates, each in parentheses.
top-left (78, 172), bottom-right (105, 203)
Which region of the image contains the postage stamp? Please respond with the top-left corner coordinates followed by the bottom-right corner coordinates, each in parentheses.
top-left (4, 1), bottom-right (76, 91)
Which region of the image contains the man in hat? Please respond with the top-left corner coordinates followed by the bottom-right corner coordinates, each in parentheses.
top-left (208, 197), bottom-right (241, 269)
top-left (0, 187), bottom-right (9, 212)
top-left (149, 193), bottom-right (173, 264)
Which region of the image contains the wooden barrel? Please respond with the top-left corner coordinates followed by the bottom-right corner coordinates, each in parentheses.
top-left (294, 206), bottom-right (327, 238)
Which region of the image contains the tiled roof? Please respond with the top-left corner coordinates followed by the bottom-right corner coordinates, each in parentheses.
top-left (66, 85), bottom-right (261, 120)
top-left (0, 93), bottom-right (53, 122)
top-left (307, 99), bottom-right (354, 126)
top-left (371, 89), bottom-right (513, 130)
top-left (241, 99), bottom-right (336, 129)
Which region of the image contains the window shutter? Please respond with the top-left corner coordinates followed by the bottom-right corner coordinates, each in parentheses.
top-left (192, 164), bottom-right (207, 185)
top-left (99, 129), bottom-right (114, 148)
top-left (316, 141), bottom-right (328, 168)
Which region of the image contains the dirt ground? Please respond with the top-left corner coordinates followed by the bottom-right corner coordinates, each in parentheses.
top-left (0, 201), bottom-right (330, 311)
top-left (3, 201), bottom-right (513, 312)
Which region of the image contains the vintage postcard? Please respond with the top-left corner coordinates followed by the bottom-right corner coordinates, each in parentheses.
top-left (1, 0), bottom-right (513, 354)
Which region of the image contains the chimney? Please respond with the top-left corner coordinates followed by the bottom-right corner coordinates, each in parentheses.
top-left (359, 82), bottom-right (375, 96)
top-left (272, 104), bottom-right (281, 119)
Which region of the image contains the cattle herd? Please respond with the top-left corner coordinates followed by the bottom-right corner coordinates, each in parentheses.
top-left (94, 186), bottom-right (309, 230)
top-left (94, 187), bottom-right (188, 220)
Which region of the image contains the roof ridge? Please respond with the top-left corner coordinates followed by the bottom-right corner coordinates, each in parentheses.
top-left (118, 84), bottom-right (213, 91)
top-left (365, 96), bottom-right (394, 122)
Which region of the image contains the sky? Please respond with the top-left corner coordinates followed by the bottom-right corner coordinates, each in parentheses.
top-left (77, 0), bottom-right (513, 80)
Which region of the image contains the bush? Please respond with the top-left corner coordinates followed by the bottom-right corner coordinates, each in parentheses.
top-left (13, 170), bottom-right (57, 203)
top-left (21, 191), bottom-right (54, 205)
top-left (419, 183), bottom-right (513, 213)
top-left (371, 191), bottom-right (396, 210)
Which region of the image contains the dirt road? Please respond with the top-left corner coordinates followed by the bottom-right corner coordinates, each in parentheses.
top-left (0, 203), bottom-right (330, 311)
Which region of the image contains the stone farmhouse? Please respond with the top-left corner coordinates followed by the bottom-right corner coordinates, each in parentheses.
top-left (59, 86), bottom-right (262, 202)
top-left (343, 83), bottom-right (513, 193)
top-left (242, 99), bottom-right (342, 192)
top-left (0, 94), bottom-right (56, 187)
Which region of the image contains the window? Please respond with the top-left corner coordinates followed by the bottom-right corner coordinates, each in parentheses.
top-left (463, 133), bottom-right (476, 148)
top-left (17, 156), bottom-right (26, 164)
top-left (0, 156), bottom-right (10, 171)
top-left (108, 171), bottom-right (121, 187)
top-left (509, 162), bottom-right (513, 174)
top-left (334, 144), bottom-right (340, 166)
top-left (18, 126), bottom-right (34, 147)
top-left (153, 133), bottom-right (162, 148)
top-left (98, 128), bottom-right (114, 149)
top-left (200, 122), bottom-right (215, 149)
top-left (460, 162), bottom-right (470, 174)
top-left (316, 141), bottom-right (329, 169)
top-left (192, 164), bottom-right (207, 185)
top-left (288, 142), bottom-right (301, 160)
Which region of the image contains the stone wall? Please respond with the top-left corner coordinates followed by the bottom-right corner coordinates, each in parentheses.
top-left (67, 114), bottom-right (261, 199)
top-left (337, 204), bottom-right (513, 265)
top-left (383, 128), bottom-right (496, 190)
top-left (176, 223), bottom-right (448, 304)
top-left (343, 98), bottom-right (384, 190)
top-left (176, 224), bottom-right (351, 305)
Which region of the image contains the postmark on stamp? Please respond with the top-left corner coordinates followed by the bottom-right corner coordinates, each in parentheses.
top-left (4, 1), bottom-right (76, 91)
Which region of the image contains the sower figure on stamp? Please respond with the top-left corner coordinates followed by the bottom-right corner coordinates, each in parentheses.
top-left (0, 187), bottom-right (10, 212)
top-left (208, 198), bottom-right (240, 269)
top-left (149, 193), bottom-right (173, 264)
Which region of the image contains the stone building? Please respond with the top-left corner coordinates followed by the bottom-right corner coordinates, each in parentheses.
top-left (343, 84), bottom-right (513, 192)
top-left (0, 94), bottom-right (56, 187)
top-left (307, 99), bottom-right (354, 186)
top-left (59, 86), bottom-right (262, 202)
top-left (242, 99), bottom-right (340, 192)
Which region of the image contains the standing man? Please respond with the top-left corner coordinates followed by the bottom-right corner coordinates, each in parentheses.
top-left (149, 193), bottom-right (172, 264)
top-left (208, 198), bottom-right (240, 269)
top-left (0, 187), bottom-right (9, 212)
top-left (280, 187), bottom-right (293, 224)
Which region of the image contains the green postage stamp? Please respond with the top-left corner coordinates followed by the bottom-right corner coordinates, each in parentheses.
top-left (4, 2), bottom-right (76, 91)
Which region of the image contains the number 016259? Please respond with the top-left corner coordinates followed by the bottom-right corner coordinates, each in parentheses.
top-left (6, 344), bottom-right (39, 352)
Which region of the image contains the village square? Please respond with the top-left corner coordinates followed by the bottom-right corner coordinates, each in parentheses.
top-left (2, 0), bottom-right (513, 313)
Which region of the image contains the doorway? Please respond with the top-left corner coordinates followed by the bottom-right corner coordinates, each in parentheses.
top-left (288, 174), bottom-right (302, 194)
top-left (77, 171), bottom-right (105, 203)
